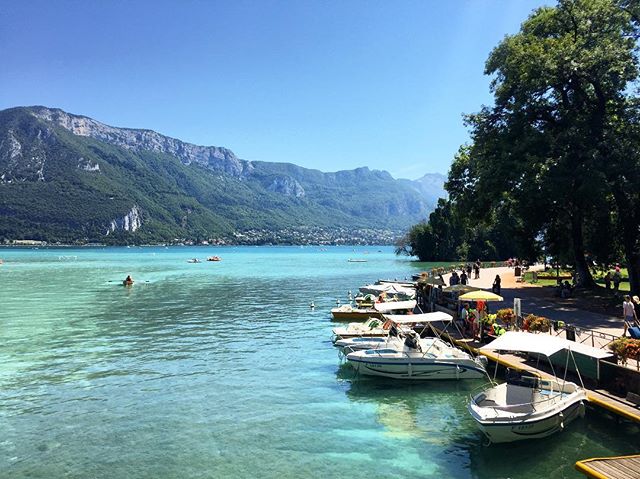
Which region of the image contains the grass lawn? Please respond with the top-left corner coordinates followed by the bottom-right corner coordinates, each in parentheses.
top-left (523, 270), bottom-right (631, 292)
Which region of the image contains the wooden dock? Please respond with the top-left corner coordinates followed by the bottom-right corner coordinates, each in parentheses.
top-left (432, 324), bottom-right (640, 479)
top-left (434, 324), bottom-right (640, 424)
top-left (575, 454), bottom-right (640, 479)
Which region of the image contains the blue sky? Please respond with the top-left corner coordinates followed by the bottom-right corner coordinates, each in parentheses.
top-left (0, 0), bottom-right (550, 178)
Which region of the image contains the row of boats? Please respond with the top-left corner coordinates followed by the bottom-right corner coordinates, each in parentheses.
top-left (331, 302), bottom-right (589, 444)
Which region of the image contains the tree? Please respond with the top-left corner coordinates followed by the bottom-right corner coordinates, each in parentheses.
top-left (462, 0), bottom-right (640, 288)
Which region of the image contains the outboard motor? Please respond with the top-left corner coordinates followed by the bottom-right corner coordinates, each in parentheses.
top-left (404, 331), bottom-right (421, 351)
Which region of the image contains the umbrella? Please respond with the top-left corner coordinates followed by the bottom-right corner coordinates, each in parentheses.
top-left (443, 284), bottom-right (481, 293)
top-left (458, 290), bottom-right (504, 301)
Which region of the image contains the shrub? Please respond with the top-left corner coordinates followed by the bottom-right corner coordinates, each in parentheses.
top-left (496, 308), bottom-right (515, 325)
top-left (523, 314), bottom-right (551, 332)
top-left (608, 338), bottom-right (640, 364)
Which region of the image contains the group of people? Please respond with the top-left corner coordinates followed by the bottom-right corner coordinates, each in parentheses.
top-left (459, 300), bottom-right (488, 339)
top-left (603, 266), bottom-right (624, 293)
top-left (449, 260), bottom-right (483, 287)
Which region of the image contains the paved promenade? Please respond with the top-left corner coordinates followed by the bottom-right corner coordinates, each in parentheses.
top-left (441, 265), bottom-right (625, 343)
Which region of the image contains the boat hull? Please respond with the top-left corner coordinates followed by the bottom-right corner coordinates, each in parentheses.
top-left (347, 356), bottom-right (486, 380)
top-left (470, 397), bottom-right (586, 443)
top-left (330, 310), bottom-right (382, 322)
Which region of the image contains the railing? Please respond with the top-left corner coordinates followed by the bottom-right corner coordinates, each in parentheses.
top-left (551, 324), bottom-right (618, 350)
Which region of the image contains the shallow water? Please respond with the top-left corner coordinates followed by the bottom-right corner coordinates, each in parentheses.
top-left (0, 246), bottom-right (637, 478)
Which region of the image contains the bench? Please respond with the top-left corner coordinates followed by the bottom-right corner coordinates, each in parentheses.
top-left (626, 392), bottom-right (640, 406)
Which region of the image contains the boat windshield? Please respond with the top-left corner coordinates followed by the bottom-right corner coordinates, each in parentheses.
top-left (505, 370), bottom-right (538, 389)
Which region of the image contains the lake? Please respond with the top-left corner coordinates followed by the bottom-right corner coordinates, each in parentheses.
top-left (0, 246), bottom-right (636, 478)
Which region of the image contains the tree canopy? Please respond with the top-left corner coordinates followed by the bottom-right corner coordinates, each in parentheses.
top-left (400, 0), bottom-right (640, 292)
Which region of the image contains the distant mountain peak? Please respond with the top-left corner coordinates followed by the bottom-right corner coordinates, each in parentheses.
top-left (0, 105), bottom-right (448, 244)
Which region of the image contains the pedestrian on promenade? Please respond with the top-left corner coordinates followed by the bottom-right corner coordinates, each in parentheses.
top-left (460, 303), bottom-right (470, 335)
top-left (622, 295), bottom-right (638, 336)
top-left (492, 275), bottom-right (501, 295)
top-left (474, 260), bottom-right (480, 279)
top-left (633, 296), bottom-right (640, 323)
top-left (604, 271), bottom-right (611, 290)
top-left (460, 271), bottom-right (468, 285)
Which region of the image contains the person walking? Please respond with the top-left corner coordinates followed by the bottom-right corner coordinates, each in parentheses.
top-left (460, 270), bottom-right (468, 285)
top-left (603, 271), bottom-right (612, 290)
top-left (622, 295), bottom-right (638, 336)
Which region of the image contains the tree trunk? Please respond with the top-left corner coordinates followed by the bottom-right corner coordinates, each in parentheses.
top-left (570, 212), bottom-right (596, 288)
top-left (610, 185), bottom-right (640, 294)
top-left (616, 203), bottom-right (640, 294)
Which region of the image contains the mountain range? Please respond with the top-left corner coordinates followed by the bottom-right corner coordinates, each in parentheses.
top-left (0, 106), bottom-right (446, 244)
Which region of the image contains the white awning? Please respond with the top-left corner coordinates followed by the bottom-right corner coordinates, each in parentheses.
top-left (480, 331), bottom-right (613, 359)
top-left (383, 311), bottom-right (453, 324)
top-left (373, 300), bottom-right (416, 312)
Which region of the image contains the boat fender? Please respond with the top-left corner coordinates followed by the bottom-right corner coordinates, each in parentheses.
top-left (578, 401), bottom-right (586, 418)
top-left (559, 412), bottom-right (564, 430)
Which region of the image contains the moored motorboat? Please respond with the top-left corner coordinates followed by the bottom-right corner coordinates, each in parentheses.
top-left (333, 312), bottom-right (453, 348)
top-left (346, 333), bottom-right (487, 380)
top-left (345, 313), bottom-right (487, 380)
top-left (467, 332), bottom-right (601, 443)
top-left (330, 299), bottom-right (416, 322)
top-left (468, 372), bottom-right (586, 444)
top-left (331, 317), bottom-right (391, 341)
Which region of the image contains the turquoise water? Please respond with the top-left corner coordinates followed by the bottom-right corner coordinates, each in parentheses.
top-left (0, 246), bottom-right (637, 479)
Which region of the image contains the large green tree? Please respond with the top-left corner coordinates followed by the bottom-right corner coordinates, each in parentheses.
top-left (459, 0), bottom-right (640, 289)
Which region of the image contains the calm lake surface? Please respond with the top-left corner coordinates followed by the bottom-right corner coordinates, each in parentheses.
top-left (0, 246), bottom-right (637, 478)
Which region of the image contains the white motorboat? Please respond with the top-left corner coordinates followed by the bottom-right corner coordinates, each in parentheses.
top-left (331, 317), bottom-right (393, 341)
top-left (468, 372), bottom-right (586, 444)
top-left (345, 313), bottom-right (487, 380)
top-left (333, 311), bottom-right (452, 348)
top-left (330, 299), bottom-right (416, 322)
top-left (347, 335), bottom-right (487, 380)
top-left (467, 332), bottom-right (600, 443)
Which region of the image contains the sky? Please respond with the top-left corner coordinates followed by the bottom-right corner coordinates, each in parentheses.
top-left (0, 0), bottom-right (551, 179)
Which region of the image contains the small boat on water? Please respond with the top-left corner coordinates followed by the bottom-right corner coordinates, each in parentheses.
top-left (187, 258), bottom-right (201, 263)
top-left (345, 313), bottom-right (487, 380)
top-left (332, 317), bottom-right (391, 341)
top-left (333, 311), bottom-right (452, 345)
top-left (330, 299), bottom-right (416, 322)
top-left (348, 259), bottom-right (367, 263)
top-left (468, 371), bottom-right (586, 444)
top-left (207, 256), bottom-right (222, 262)
top-left (467, 332), bottom-right (601, 444)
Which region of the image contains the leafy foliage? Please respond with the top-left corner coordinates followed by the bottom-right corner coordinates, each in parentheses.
top-left (400, 0), bottom-right (640, 293)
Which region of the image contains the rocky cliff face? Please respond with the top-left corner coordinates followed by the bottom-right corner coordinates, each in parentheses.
top-left (105, 206), bottom-right (142, 235)
top-left (0, 106), bottom-right (448, 243)
top-left (30, 107), bottom-right (252, 177)
top-left (0, 126), bottom-right (56, 183)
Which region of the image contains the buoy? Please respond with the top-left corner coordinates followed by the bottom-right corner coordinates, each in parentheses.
top-left (310, 302), bottom-right (315, 309)
top-left (336, 299), bottom-right (340, 306)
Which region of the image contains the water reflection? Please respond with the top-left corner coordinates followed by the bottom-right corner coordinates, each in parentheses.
top-left (340, 371), bottom-right (483, 444)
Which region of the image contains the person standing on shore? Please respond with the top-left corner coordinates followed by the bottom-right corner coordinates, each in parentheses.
top-left (622, 295), bottom-right (638, 336)
top-left (492, 275), bottom-right (501, 295)
top-left (460, 270), bottom-right (468, 285)
top-left (474, 260), bottom-right (480, 279)
top-left (613, 267), bottom-right (622, 292)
